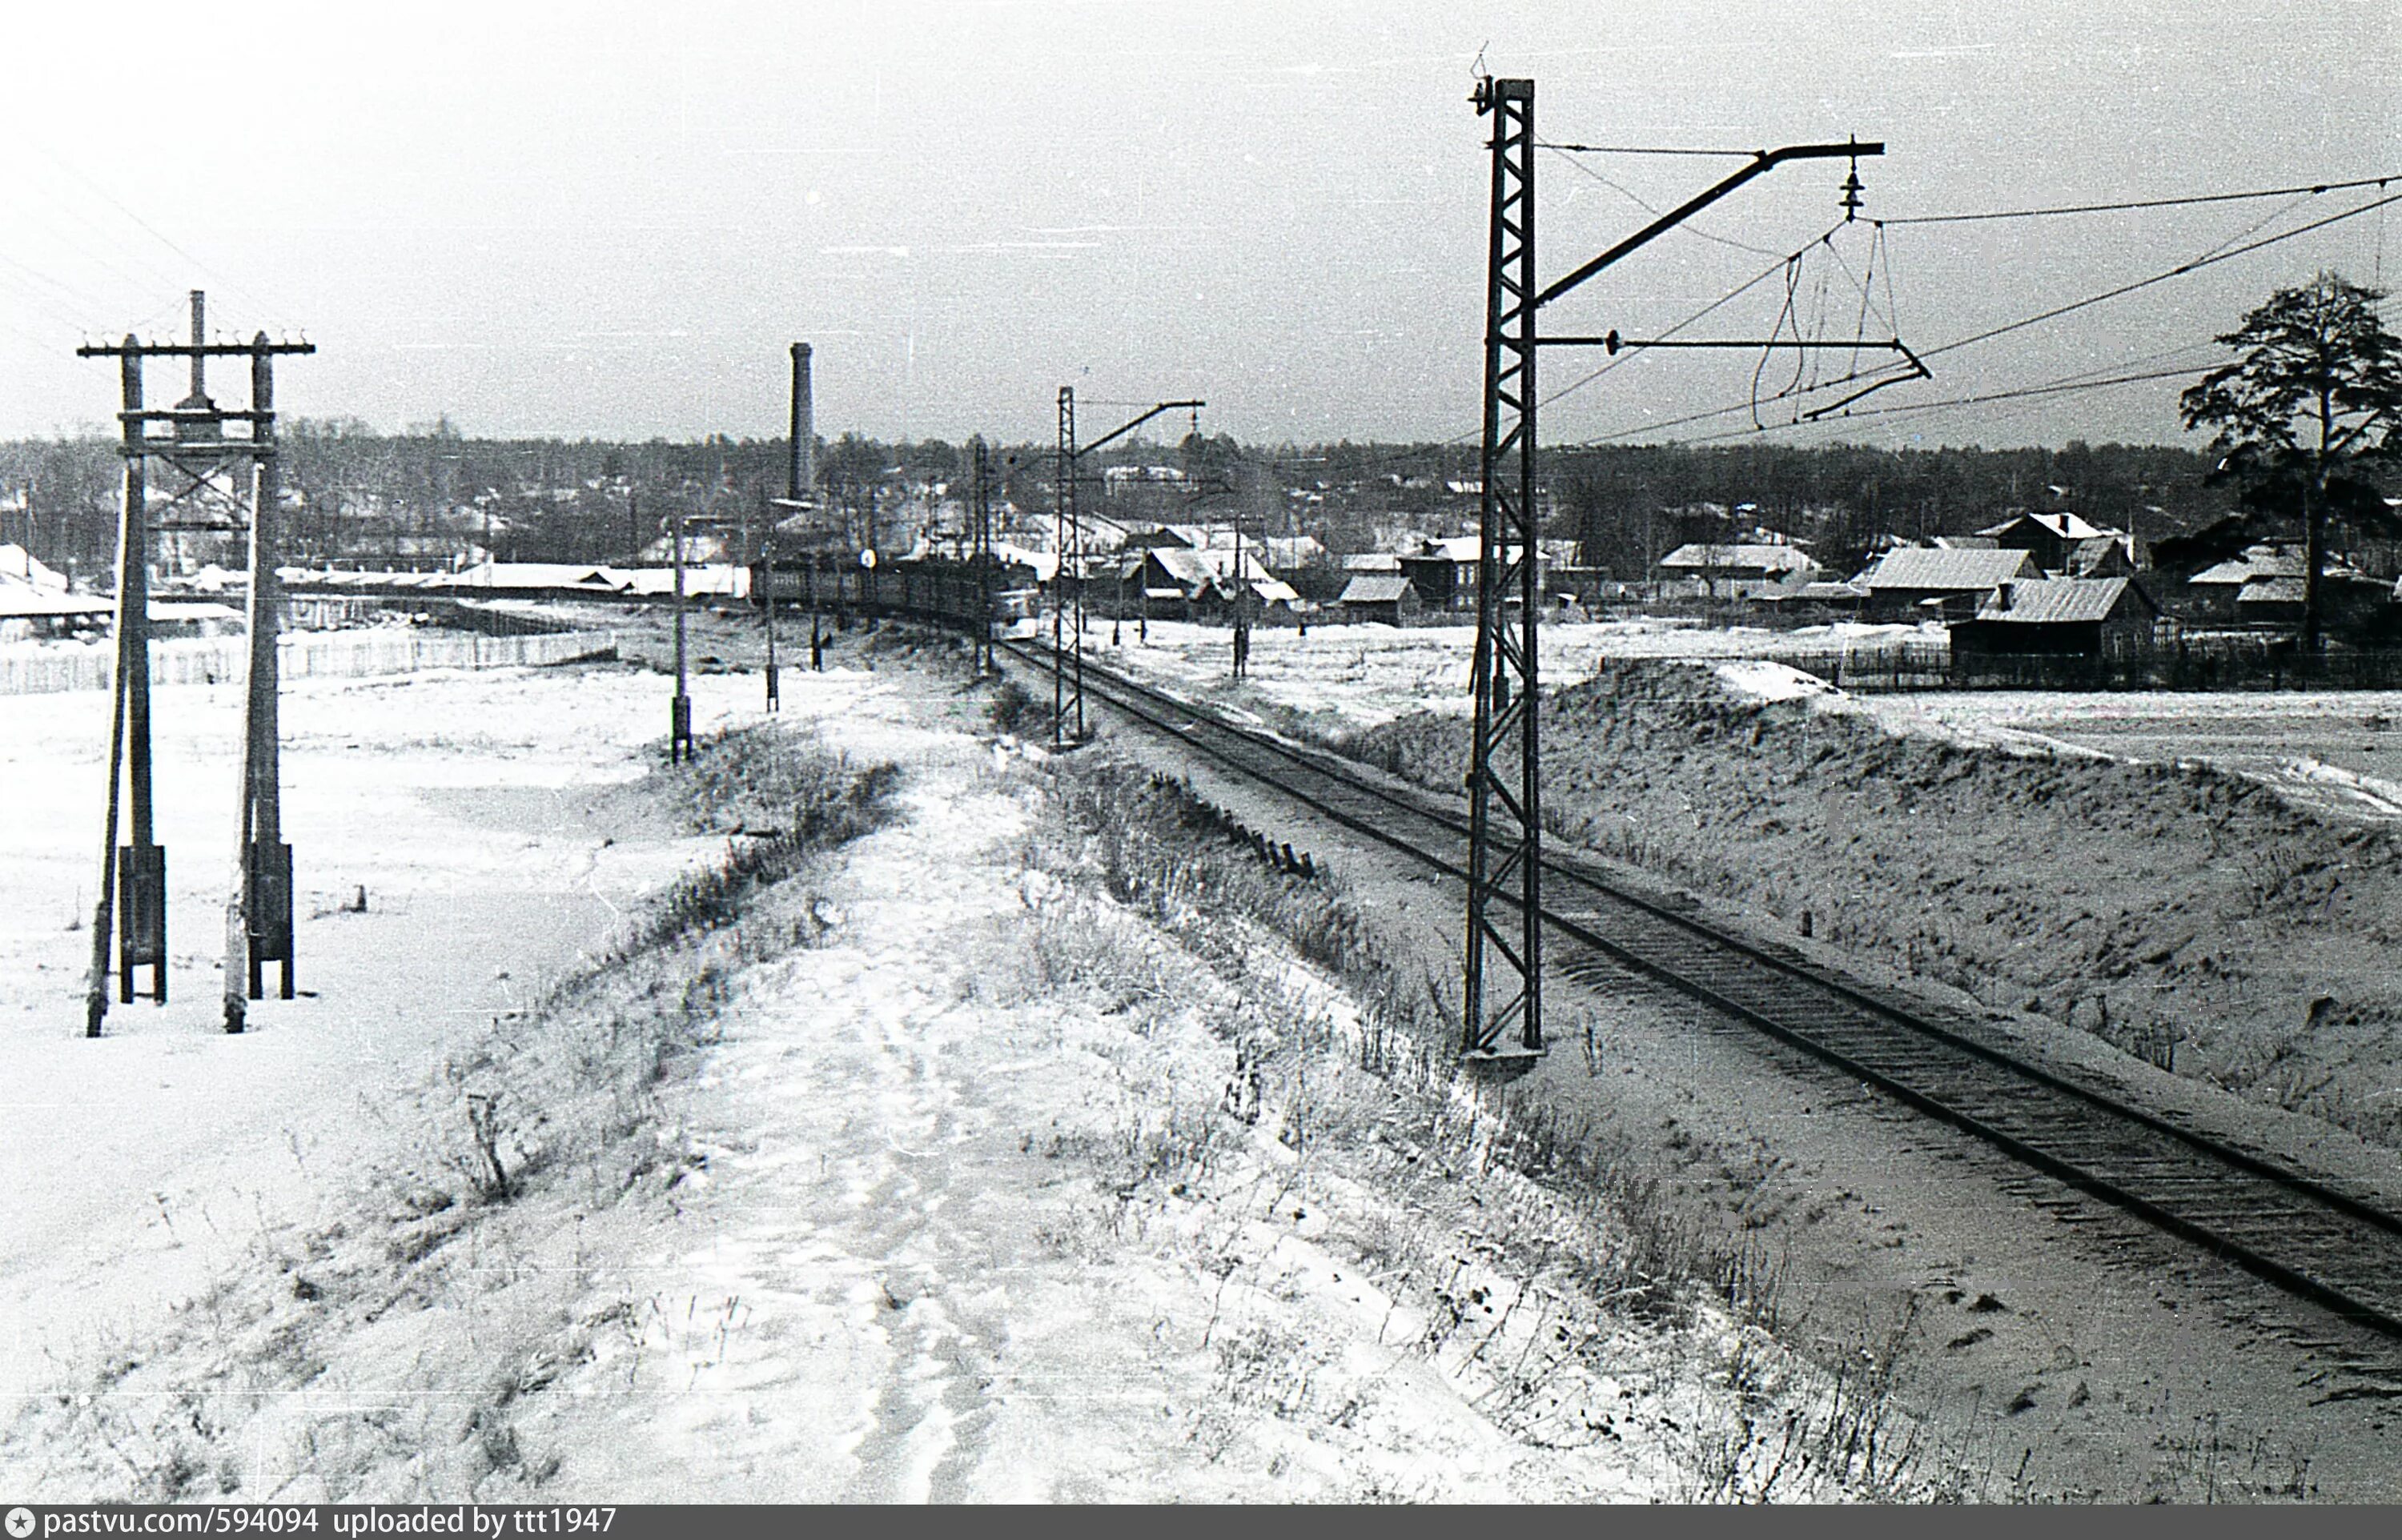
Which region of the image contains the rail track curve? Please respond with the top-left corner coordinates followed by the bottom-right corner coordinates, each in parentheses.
top-left (990, 633), bottom-right (2402, 1347)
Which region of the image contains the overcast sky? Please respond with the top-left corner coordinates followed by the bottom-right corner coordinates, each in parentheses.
top-left (0, 1), bottom-right (2393, 451)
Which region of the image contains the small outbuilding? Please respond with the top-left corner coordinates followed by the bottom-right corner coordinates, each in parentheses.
top-left (1336, 574), bottom-right (1422, 625)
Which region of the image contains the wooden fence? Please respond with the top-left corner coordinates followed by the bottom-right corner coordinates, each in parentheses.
top-left (0, 628), bottom-right (619, 696)
top-left (1767, 634), bottom-right (2402, 693)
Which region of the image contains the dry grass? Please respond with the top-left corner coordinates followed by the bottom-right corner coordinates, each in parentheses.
top-left (2, 724), bottom-right (904, 1502)
top-left (1014, 748), bottom-right (1995, 1502)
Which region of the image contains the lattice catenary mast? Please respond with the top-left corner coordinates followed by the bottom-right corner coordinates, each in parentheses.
top-left (1460, 77), bottom-right (1883, 1061)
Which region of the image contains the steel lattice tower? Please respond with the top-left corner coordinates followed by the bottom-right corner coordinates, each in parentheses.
top-left (1054, 387), bottom-right (1077, 745)
top-left (1462, 77), bottom-right (1544, 1061)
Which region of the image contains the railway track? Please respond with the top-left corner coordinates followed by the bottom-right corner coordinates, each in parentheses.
top-left (994, 634), bottom-right (2402, 1347)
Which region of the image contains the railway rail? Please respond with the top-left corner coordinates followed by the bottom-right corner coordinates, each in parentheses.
top-left (983, 630), bottom-right (2402, 1348)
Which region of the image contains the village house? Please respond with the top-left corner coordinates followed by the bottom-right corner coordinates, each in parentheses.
top-left (2179, 545), bottom-right (2385, 626)
top-left (1974, 511), bottom-right (2137, 576)
top-left (1654, 541), bottom-right (1821, 600)
top-left (1858, 545), bottom-right (2041, 622)
top-left (1948, 575), bottom-right (2160, 661)
top-left (1335, 573), bottom-right (1422, 625)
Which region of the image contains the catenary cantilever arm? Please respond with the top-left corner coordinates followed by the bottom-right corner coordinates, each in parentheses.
top-left (1535, 140), bottom-right (1882, 311)
top-left (1076, 399), bottom-right (1206, 459)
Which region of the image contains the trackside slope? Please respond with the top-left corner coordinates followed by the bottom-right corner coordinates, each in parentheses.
top-left (1339, 660), bottom-right (2402, 1153)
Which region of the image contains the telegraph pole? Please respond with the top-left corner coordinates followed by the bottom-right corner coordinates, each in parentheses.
top-left (670, 502), bottom-right (693, 761)
top-left (78, 293), bottom-right (314, 1035)
top-left (1457, 74), bottom-right (1883, 1063)
top-left (760, 485), bottom-right (778, 711)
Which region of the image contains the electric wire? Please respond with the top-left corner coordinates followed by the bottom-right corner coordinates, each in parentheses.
top-left (1544, 146), bottom-right (1785, 257)
top-left (1882, 172), bottom-right (2399, 226)
top-left (1913, 186), bottom-right (2402, 362)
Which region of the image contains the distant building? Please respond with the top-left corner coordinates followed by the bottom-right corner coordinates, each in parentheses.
top-left (2184, 545), bottom-right (2380, 624)
top-left (1336, 574), bottom-right (1422, 625)
top-left (1974, 511), bottom-right (2130, 575)
top-left (1858, 546), bottom-right (2041, 622)
top-left (1654, 542), bottom-right (1820, 600)
top-left (1949, 575), bottom-right (2159, 659)
top-left (1123, 546), bottom-right (1297, 618)
top-left (1397, 535), bottom-right (1527, 611)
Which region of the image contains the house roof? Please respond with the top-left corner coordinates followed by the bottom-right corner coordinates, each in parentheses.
top-left (1342, 552), bottom-right (1402, 572)
top-left (1973, 576), bottom-right (2151, 624)
top-left (1339, 575), bottom-right (1416, 604)
top-left (454, 562), bottom-right (630, 592)
top-left (2236, 575), bottom-right (2308, 605)
top-left (0, 543), bottom-right (66, 592)
top-left (1662, 538), bottom-right (1806, 567)
top-left (1657, 543), bottom-right (1818, 572)
top-left (2064, 535), bottom-right (2132, 575)
top-left (1862, 546), bottom-right (2039, 592)
top-left (0, 588), bottom-right (112, 620)
top-left (1976, 510), bottom-right (2117, 542)
top-left (2190, 552), bottom-right (2300, 586)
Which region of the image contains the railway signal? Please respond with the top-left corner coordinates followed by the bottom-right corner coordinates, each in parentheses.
top-left (1460, 74), bottom-right (1880, 1063)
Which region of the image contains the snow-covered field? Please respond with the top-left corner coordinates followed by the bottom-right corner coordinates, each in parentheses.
top-left (0, 664), bottom-right (753, 1442)
top-left (0, 652), bottom-right (1782, 1501)
top-left (1098, 618), bottom-right (2402, 824)
top-left (1094, 616), bottom-right (1937, 728)
top-left (1906, 688), bottom-right (2402, 823)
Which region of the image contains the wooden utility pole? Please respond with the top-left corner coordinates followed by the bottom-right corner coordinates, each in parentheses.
top-left (78, 292), bottom-right (313, 1034)
top-left (670, 501), bottom-right (693, 761)
top-left (761, 484), bottom-right (779, 712)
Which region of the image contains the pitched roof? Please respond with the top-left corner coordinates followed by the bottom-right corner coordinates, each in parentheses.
top-left (1862, 546), bottom-right (2039, 591)
top-left (1974, 576), bottom-right (2150, 624)
top-left (0, 588), bottom-right (112, 619)
top-left (2190, 551), bottom-right (2302, 586)
top-left (2236, 575), bottom-right (2308, 605)
top-left (1976, 510), bottom-right (2116, 542)
top-left (1339, 575), bottom-right (1416, 604)
top-left (1657, 543), bottom-right (1818, 572)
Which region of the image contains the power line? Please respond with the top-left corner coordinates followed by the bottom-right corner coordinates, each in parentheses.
top-left (1544, 147), bottom-right (1784, 257)
top-left (1539, 223), bottom-right (1854, 414)
top-left (1884, 171), bottom-right (2398, 226)
top-left (1686, 364), bottom-right (2207, 444)
top-left (1916, 186), bottom-right (2402, 361)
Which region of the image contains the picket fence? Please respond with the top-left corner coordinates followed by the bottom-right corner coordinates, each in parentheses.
top-left (0, 629), bottom-right (619, 696)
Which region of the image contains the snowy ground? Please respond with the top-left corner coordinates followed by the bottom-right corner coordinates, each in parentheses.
top-left (1093, 617), bottom-right (1936, 728)
top-left (1100, 618), bottom-right (2402, 824)
top-left (0, 644), bottom-right (1886, 1502)
top-left (1904, 688), bottom-right (2402, 824)
top-left (0, 663), bottom-right (753, 1475)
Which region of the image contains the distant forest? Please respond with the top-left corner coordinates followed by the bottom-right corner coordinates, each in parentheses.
top-left (0, 425), bottom-right (2279, 583)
